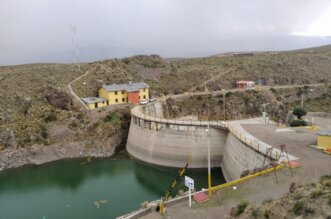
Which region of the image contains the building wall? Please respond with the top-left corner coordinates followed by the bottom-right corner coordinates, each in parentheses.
top-left (317, 135), bottom-right (331, 149)
top-left (87, 101), bottom-right (108, 110)
top-left (128, 92), bottom-right (139, 104)
top-left (99, 88), bottom-right (128, 105)
top-left (139, 88), bottom-right (149, 100)
top-left (98, 88), bottom-right (109, 100)
top-left (112, 90), bottom-right (128, 104)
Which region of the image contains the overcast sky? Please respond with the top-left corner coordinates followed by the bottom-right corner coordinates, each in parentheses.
top-left (1, 0), bottom-right (331, 65)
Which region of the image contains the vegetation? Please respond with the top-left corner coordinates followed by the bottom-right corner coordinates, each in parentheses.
top-left (292, 200), bottom-right (305, 215)
top-left (235, 200), bottom-right (249, 216)
top-left (240, 175), bottom-right (331, 218)
top-left (103, 112), bottom-right (120, 123)
top-left (1, 44), bottom-right (331, 149)
top-left (293, 106), bottom-right (307, 119)
top-left (290, 119), bottom-right (308, 127)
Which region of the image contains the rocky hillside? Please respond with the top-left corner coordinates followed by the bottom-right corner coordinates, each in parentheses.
top-left (230, 175), bottom-right (331, 218)
top-left (1, 44), bottom-right (331, 150)
top-left (0, 63), bottom-right (129, 151)
top-left (71, 45), bottom-right (331, 98)
top-left (162, 85), bottom-right (331, 122)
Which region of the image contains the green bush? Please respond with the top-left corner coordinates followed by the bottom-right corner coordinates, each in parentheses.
top-left (290, 119), bottom-right (307, 127)
top-left (293, 200), bottom-right (305, 215)
top-left (293, 106), bottom-right (307, 119)
top-left (304, 206), bottom-right (315, 215)
top-left (44, 112), bottom-right (57, 122)
top-left (310, 190), bottom-right (323, 198)
top-left (236, 200), bottom-right (249, 216)
top-left (103, 112), bottom-right (120, 123)
top-left (264, 208), bottom-right (271, 218)
top-left (320, 175), bottom-right (331, 187)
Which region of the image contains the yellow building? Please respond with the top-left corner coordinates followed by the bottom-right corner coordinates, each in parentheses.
top-left (98, 82), bottom-right (149, 105)
top-left (82, 97), bottom-right (108, 110)
top-left (82, 82), bottom-right (150, 109)
top-left (316, 131), bottom-right (331, 150)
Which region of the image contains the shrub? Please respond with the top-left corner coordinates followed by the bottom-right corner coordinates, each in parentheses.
top-left (236, 200), bottom-right (249, 216)
top-left (293, 106), bottom-right (307, 119)
top-left (40, 126), bottom-right (48, 139)
top-left (290, 119), bottom-right (307, 127)
top-left (310, 189), bottom-right (323, 198)
top-left (304, 206), bottom-right (315, 215)
top-left (103, 112), bottom-right (120, 123)
top-left (264, 208), bottom-right (271, 218)
top-left (292, 200), bottom-right (305, 215)
top-left (270, 88), bottom-right (276, 93)
top-left (252, 207), bottom-right (261, 218)
top-left (320, 175), bottom-right (331, 187)
top-left (44, 112), bottom-right (57, 122)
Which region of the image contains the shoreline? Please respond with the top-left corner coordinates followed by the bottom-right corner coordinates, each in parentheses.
top-left (0, 132), bottom-right (124, 172)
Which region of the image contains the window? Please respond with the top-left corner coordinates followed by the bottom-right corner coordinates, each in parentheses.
top-left (143, 95), bottom-right (146, 99)
top-left (106, 101), bottom-right (109, 106)
top-left (115, 99), bottom-right (118, 103)
top-left (115, 91), bottom-right (118, 95)
top-left (95, 103), bottom-right (98, 108)
top-left (126, 97), bottom-right (128, 102)
top-left (143, 89), bottom-right (145, 92)
top-left (139, 96), bottom-right (140, 100)
top-left (121, 91), bottom-right (124, 94)
top-left (122, 98), bottom-right (125, 102)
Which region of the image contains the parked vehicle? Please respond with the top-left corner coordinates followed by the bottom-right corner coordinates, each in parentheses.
top-left (139, 99), bottom-right (149, 105)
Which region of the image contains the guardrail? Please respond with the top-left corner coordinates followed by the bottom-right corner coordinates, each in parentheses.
top-left (131, 104), bottom-right (226, 127)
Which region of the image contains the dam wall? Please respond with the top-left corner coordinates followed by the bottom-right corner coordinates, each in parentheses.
top-left (221, 132), bottom-right (266, 181)
top-left (126, 102), bottom-right (297, 181)
top-left (126, 115), bottom-right (228, 168)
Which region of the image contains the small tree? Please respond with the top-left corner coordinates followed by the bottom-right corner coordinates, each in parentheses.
top-left (293, 107), bottom-right (306, 119)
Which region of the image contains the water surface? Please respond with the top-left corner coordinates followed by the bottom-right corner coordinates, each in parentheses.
top-left (0, 157), bottom-right (225, 219)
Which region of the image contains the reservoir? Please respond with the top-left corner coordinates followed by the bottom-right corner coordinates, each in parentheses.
top-left (0, 155), bottom-right (225, 219)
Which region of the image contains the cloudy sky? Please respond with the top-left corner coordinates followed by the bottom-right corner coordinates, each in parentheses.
top-left (1, 0), bottom-right (331, 65)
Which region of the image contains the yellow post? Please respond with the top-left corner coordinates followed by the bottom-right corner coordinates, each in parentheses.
top-left (159, 203), bottom-right (164, 215)
top-left (208, 172), bottom-right (212, 197)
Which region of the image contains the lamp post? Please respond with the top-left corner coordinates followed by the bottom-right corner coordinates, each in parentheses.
top-left (206, 124), bottom-right (211, 197)
top-left (223, 89), bottom-right (226, 122)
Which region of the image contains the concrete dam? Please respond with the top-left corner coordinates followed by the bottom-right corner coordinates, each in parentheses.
top-left (126, 101), bottom-right (297, 181)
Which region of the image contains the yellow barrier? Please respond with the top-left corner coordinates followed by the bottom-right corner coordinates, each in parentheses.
top-left (296, 126), bottom-right (319, 131)
top-left (211, 165), bottom-right (285, 191)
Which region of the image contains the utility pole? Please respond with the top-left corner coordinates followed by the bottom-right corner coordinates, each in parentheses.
top-left (206, 124), bottom-right (211, 197)
top-left (223, 89), bottom-right (226, 122)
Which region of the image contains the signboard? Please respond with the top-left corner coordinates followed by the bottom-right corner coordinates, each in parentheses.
top-left (185, 176), bottom-right (194, 190)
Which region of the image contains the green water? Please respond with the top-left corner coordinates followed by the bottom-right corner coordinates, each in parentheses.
top-left (0, 157), bottom-right (225, 219)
